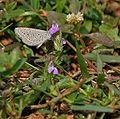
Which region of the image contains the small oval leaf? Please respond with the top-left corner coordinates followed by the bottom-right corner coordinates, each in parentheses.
top-left (47, 11), bottom-right (66, 25)
top-left (87, 32), bottom-right (114, 47)
top-left (69, 0), bottom-right (80, 14)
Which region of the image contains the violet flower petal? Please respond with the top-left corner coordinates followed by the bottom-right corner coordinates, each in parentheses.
top-left (49, 61), bottom-right (53, 66)
top-left (48, 66), bottom-right (54, 73)
top-left (62, 38), bottom-right (66, 44)
top-left (53, 67), bottom-right (59, 75)
top-left (49, 27), bottom-right (59, 34)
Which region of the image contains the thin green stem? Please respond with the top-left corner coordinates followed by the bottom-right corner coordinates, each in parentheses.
top-left (25, 62), bottom-right (40, 71)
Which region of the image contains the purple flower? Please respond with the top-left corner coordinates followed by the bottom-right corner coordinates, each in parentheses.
top-left (53, 67), bottom-right (59, 75)
top-left (48, 65), bottom-right (55, 73)
top-left (48, 61), bottom-right (59, 75)
top-left (48, 21), bottom-right (59, 34)
top-left (62, 38), bottom-right (66, 44)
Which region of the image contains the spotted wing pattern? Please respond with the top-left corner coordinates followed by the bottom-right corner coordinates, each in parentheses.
top-left (15, 27), bottom-right (51, 48)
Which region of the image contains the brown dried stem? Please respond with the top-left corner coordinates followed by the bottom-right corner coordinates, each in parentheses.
top-left (82, 0), bottom-right (87, 14)
top-left (107, 98), bottom-right (120, 110)
top-left (66, 40), bottom-right (76, 52)
top-left (10, 93), bottom-right (16, 116)
top-left (31, 78), bottom-right (87, 110)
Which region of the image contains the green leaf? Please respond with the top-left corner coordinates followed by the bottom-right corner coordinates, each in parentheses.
top-left (104, 81), bottom-right (120, 96)
top-left (11, 58), bottom-right (26, 73)
top-left (19, 11), bottom-right (37, 17)
top-left (44, 3), bottom-right (52, 11)
top-left (87, 32), bottom-right (114, 47)
top-left (24, 90), bottom-right (41, 106)
top-left (0, 23), bottom-right (13, 33)
top-left (106, 28), bottom-right (119, 41)
top-left (83, 20), bottom-right (92, 33)
top-left (67, 91), bottom-right (78, 102)
top-left (71, 104), bottom-right (113, 112)
top-left (8, 47), bottom-right (21, 67)
top-left (10, 9), bottom-right (24, 17)
top-left (0, 65), bottom-right (6, 72)
top-left (47, 11), bottom-right (66, 25)
top-left (0, 52), bottom-right (9, 66)
top-left (21, 0), bottom-right (31, 10)
top-left (4, 43), bottom-right (22, 52)
top-left (96, 53), bottom-right (102, 73)
top-left (34, 58), bottom-right (47, 63)
top-left (38, 109), bottom-right (54, 115)
top-left (102, 16), bottom-right (119, 27)
top-left (99, 24), bottom-right (112, 33)
top-left (75, 41), bottom-right (89, 79)
top-left (56, 0), bottom-right (66, 12)
top-left (80, 20), bottom-right (92, 34)
top-left (0, 58), bottom-right (26, 76)
top-left (6, 1), bottom-right (17, 11)
top-left (30, 0), bottom-right (40, 10)
top-left (69, 0), bottom-right (80, 14)
top-left (54, 34), bottom-right (63, 51)
top-left (48, 0), bottom-right (55, 5)
top-left (99, 23), bottom-right (120, 42)
top-left (97, 74), bottom-right (105, 85)
top-left (85, 8), bottom-right (102, 21)
top-left (114, 41), bottom-right (120, 48)
top-left (41, 78), bottom-right (51, 91)
top-left (0, 47), bottom-right (26, 76)
top-left (56, 78), bottom-right (74, 89)
top-left (49, 85), bottom-right (58, 96)
top-left (86, 53), bottom-right (120, 63)
top-left (23, 45), bottom-right (34, 57)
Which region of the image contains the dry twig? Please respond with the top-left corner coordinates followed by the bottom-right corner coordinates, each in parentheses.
top-left (31, 78), bottom-right (87, 110)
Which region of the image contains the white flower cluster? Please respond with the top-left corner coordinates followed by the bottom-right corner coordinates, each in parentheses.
top-left (66, 12), bottom-right (84, 24)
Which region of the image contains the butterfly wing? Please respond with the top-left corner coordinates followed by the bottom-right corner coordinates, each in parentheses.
top-left (15, 27), bottom-right (51, 47)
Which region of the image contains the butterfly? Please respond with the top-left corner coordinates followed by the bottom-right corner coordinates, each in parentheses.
top-left (14, 27), bottom-right (51, 49)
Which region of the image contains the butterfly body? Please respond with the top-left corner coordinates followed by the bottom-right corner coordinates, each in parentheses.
top-left (15, 27), bottom-right (51, 48)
